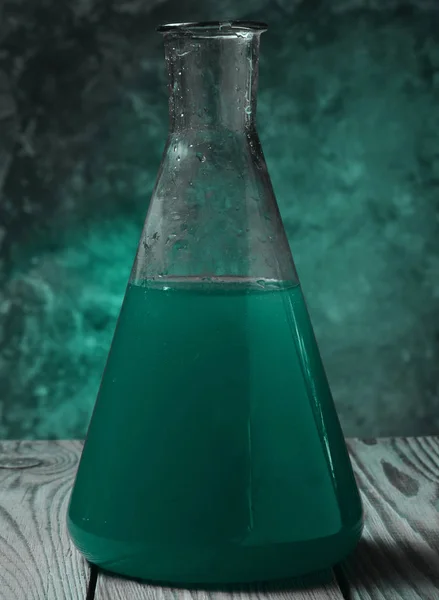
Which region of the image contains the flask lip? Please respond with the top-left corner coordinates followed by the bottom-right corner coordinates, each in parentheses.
top-left (157, 21), bottom-right (268, 35)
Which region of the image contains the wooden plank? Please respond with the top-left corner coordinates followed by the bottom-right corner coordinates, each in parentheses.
top-left (96, 575), bottom-right (344, 600)
top-left (0, 440), bottom-right (89, 600)
top-left (344, 437), bottom-right (439, 599)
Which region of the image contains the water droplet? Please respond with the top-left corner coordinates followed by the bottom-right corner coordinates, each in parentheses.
top-left (196, 152), bottom-right (206, 163)
top-left (256, 279), bottom-right (266, 288)
top-left (177, 156), bottom-right (181, 161)
top-left (245, 105), bottom-right (252, 115)
top-left (180, 113), bottom-right (184, 117)
top-left (173, 145), bottom-right (177, 152)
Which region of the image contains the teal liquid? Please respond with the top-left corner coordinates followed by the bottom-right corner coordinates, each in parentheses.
top-left (68, 279), bottom-right (363, 583)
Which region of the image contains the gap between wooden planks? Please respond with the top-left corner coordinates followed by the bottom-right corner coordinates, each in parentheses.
top-left (95, 570), bottom-right (343, 600)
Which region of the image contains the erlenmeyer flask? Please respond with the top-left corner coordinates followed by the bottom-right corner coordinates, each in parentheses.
top-left (68, 21), bottom-right (363, 584)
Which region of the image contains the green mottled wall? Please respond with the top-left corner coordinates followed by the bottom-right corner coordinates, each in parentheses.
top-left (0, 0), bottom-right (438, 438)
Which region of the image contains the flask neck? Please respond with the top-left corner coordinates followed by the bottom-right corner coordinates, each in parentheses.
top-left (163, 30), bottom-right (262, 133)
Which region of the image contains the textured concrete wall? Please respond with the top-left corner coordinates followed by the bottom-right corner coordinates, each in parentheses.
top-left (0, 1), bottom-right (438, 438)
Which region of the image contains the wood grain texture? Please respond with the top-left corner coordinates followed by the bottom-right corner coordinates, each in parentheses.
top-left (0, 440), bottom-right (89, 600)
top-left (3, 438), bottom-right (439, 600)
top-left (345, 437), bottom-right (439, 599)
top-left (95, 574), bottom-right (344, 600)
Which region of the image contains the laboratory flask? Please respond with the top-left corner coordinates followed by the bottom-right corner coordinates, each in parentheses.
top-left (68, 20), bottom-right (363, 584)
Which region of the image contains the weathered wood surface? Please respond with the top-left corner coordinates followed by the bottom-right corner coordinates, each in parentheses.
top-left (2, 438), bottom-right (439, 599)
top-left (95, 575), bottom-right (344, 600)
top-left (344, 437), bottom-right (439, 599)
top-left (0, 441), bottom-right (89, 600)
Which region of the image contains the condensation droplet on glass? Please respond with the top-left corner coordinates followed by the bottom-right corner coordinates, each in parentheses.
top-left (245, 106), bottom-right (252, 115)
top-left (177, 156), bottom-right (181, 161)
top-left (196, 152), bottom-right (206, 163)
top-left (180, 113), bottom-right (184, 117)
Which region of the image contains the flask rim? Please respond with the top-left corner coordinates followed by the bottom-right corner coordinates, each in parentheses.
top-left (157, 21), bottom-right (268, 35)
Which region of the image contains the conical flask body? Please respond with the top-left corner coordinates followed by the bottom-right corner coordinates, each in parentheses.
top-left (68, 21), bottom-right (363, 584)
